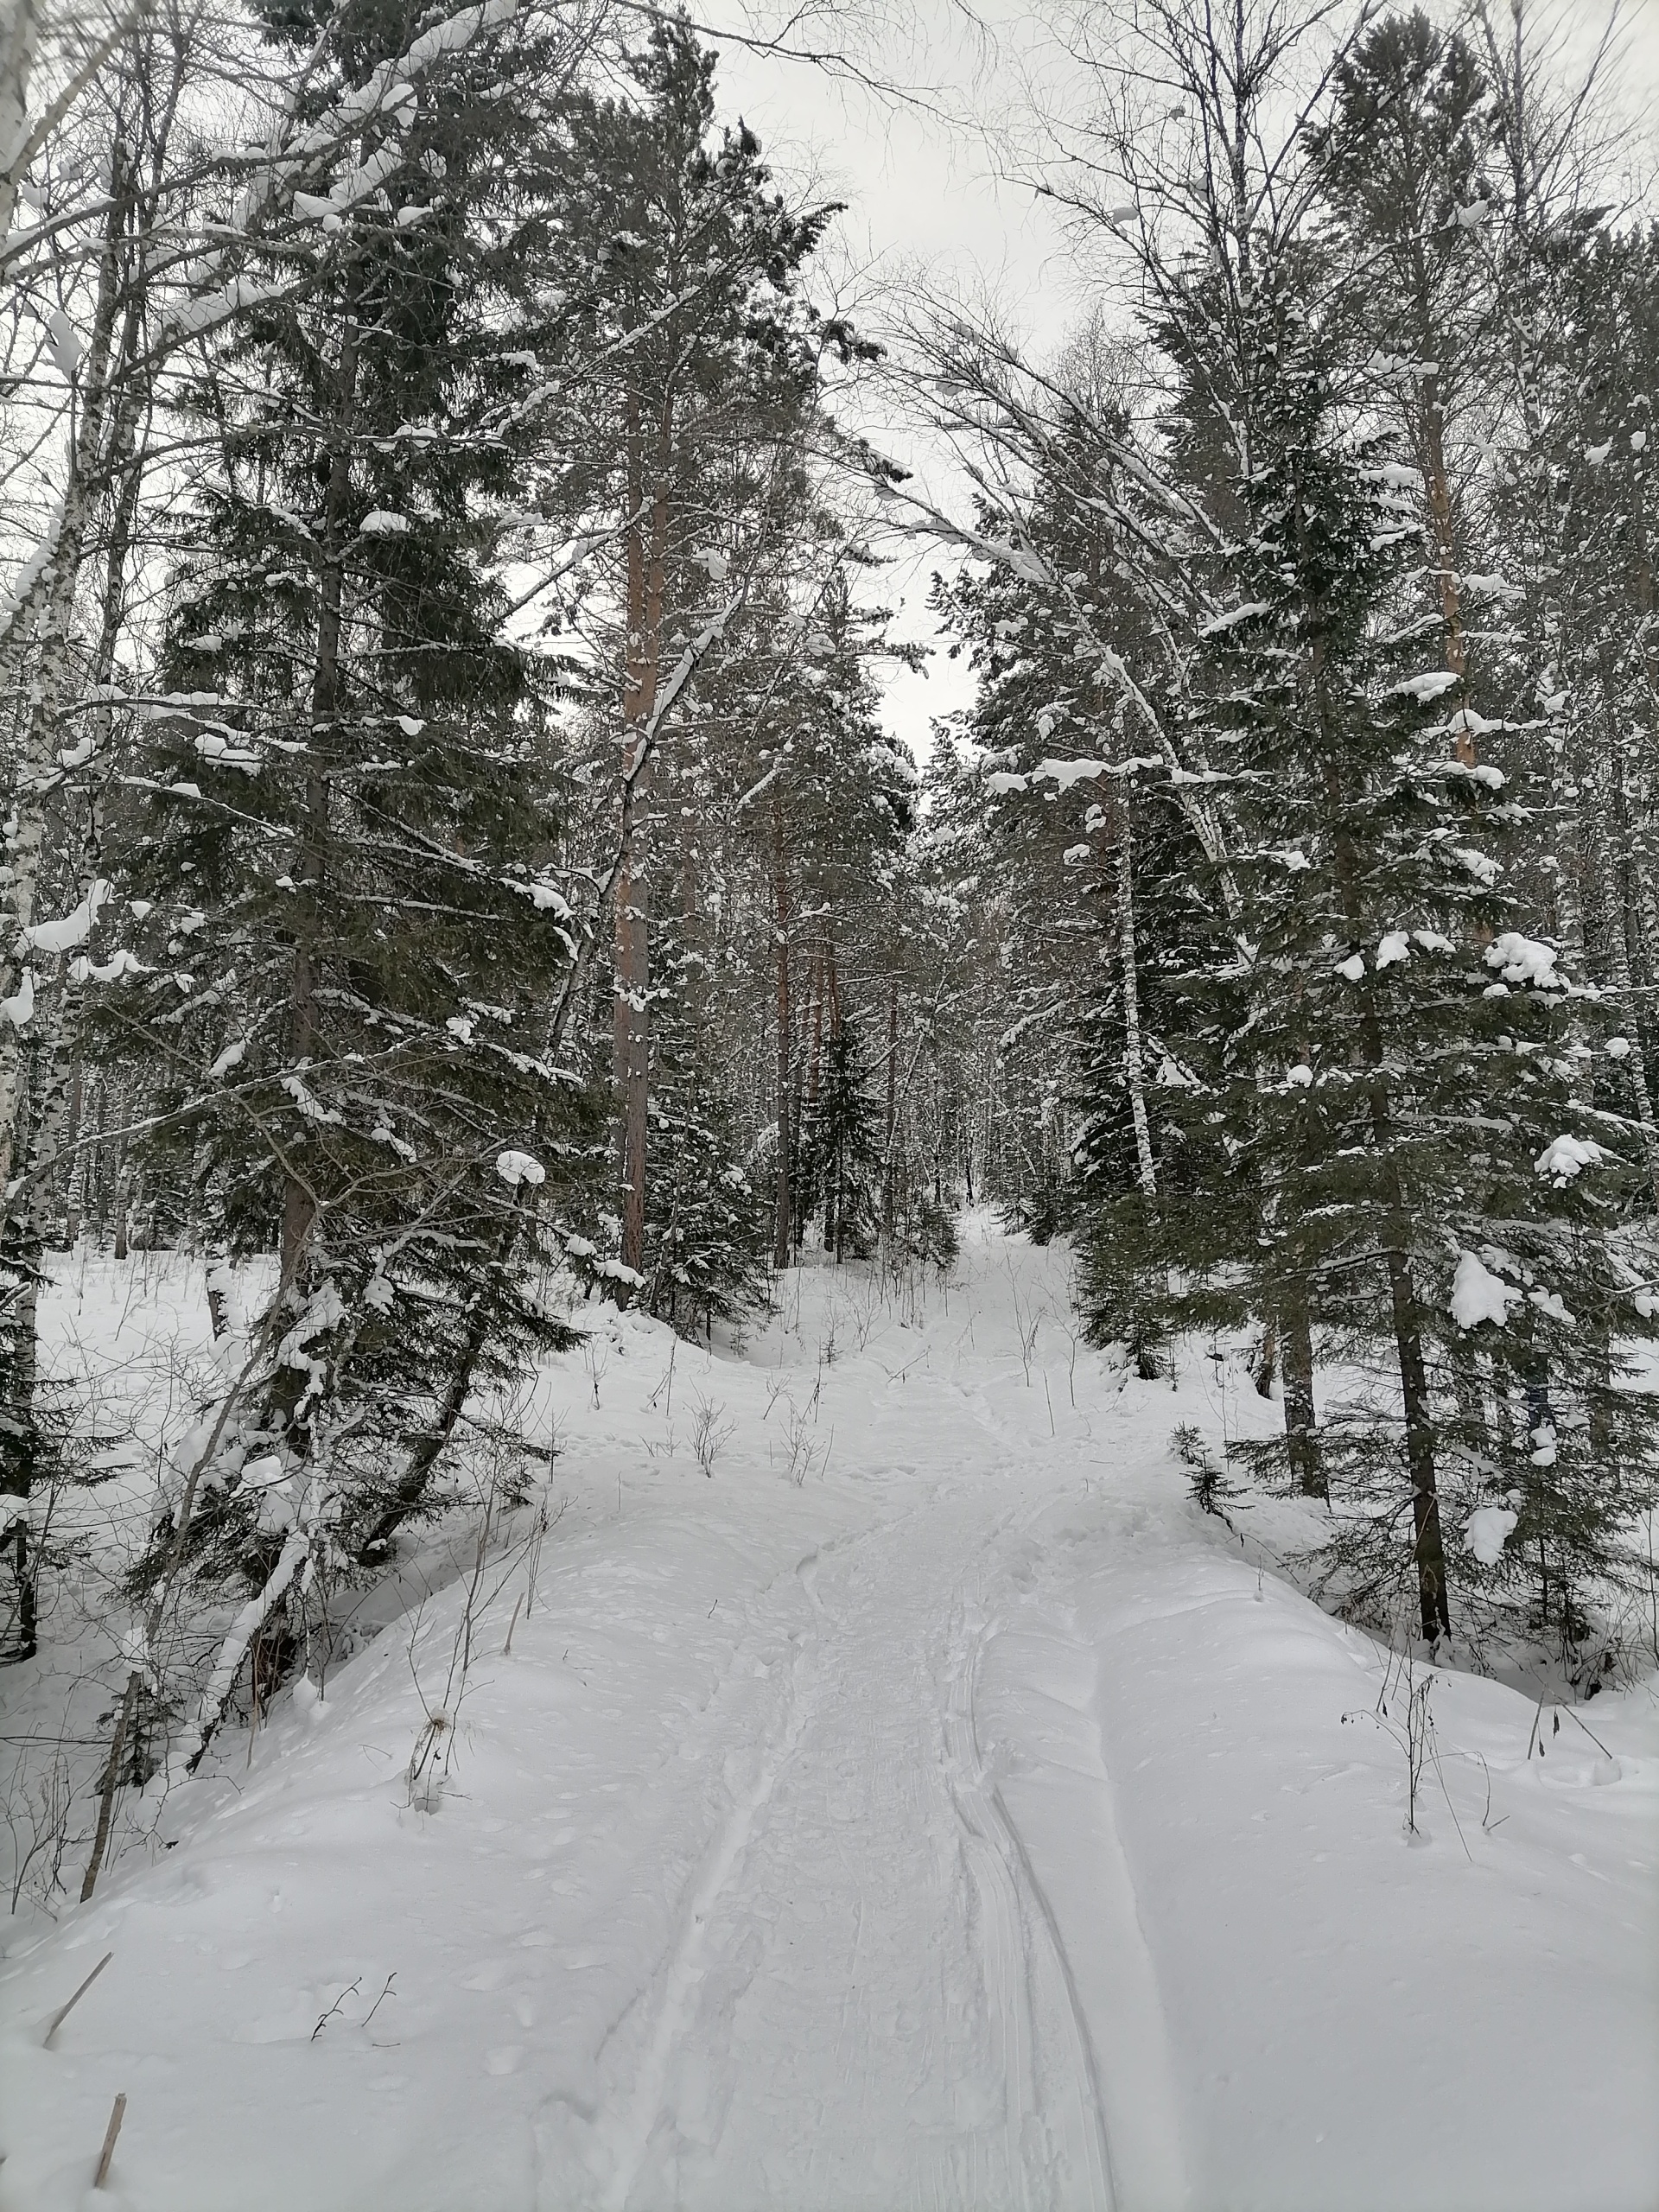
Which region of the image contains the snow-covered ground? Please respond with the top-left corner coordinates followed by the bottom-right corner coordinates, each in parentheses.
top-left (2, 1221), bottom-right (1656, 2210)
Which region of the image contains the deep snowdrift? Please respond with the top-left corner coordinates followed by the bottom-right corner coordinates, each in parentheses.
top-left (2, 1224), bottom-right (1655, 2210)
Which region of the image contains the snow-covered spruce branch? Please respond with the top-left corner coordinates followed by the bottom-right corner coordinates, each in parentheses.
top-left (864, 462), bottom-right (1238, 895)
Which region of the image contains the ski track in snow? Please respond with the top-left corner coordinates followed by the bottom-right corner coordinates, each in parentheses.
top-left (943, 1594), bottom-right (1114, 2212)
top-left (566, 1464), bottom-right (1143, 2212)
top-left (594, 1621), bottom-right (816, 2212)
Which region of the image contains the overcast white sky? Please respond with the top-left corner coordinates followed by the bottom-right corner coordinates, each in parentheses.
top-left (704, 0), bottom-right (1659, 760)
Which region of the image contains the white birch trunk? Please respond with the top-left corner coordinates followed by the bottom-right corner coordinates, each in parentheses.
top-left (0, 130), bottom-right (130, 1195)
top-left (1115, 795), bottom-right (1157, 1203)
top-left (0, 0), bottom-right (40, 249)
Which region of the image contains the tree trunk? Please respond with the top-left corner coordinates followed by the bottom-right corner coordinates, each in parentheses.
top-left (614, 845), bottom-right (651, 1287)
top-left (1605, 705), bottom-right (1659, 1208)
top-left (1319, 683), bottom-right (1448, 1638)
top-left (1114, 790), bottom-right (1157, 1201)
top-left (1381, 1235), bottom-right (1450, 1639)
top-left (81, 1669), bottom-right (140, 1898)
top-left (61, 1060), bottom-right (82, 1243)
top-left (772, 800), bottom-right (791, 1269)
top-left (64, 1073), bottom-right (91, 1245)
top-left (1280, 1286), bottom-right (1325, 1500)
top-left (806, 950), bottom-right (824, 1107)
top-left (882, 969), bottom-right (898, 1243)
top-left (0, 983), bottom-right (83, 1660)
top-left (362, 1290), bottom-right (491, 1555)
top-left (613, 398), bottom-right (671, 1292)
top-left (279, 290), bottom-right (359, 1299)
top-left (1412, 360), bottom-right (1475, 765)
top-left (1249, 1314), bottom-right (1277, 1397)
top-left (0, 0), bottom-right (41, 249)
top-left (0, 136), bottom-right (130, 1198)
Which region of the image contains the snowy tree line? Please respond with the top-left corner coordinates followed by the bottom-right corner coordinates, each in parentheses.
top-left (900, 0), bottom-right (1659, 1668)
top-left (1, 0), bottom-right (1656, 1880)
top-left (0, 0), bottom-right (969, 1846)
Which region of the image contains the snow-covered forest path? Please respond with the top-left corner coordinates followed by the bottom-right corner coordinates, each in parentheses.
top-left (560, 1367), bottom-right (1177, 2212)
top-left (2, 1223), bottom-right (1656, 2211)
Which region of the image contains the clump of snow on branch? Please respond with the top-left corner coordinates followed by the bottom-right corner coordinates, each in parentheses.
top-left (1463, 1504), bottom-right (1518, 1566)
top-left (1450, 1251), bottom-right (1522, 1331)
top-left (495, 1149), bottom-right (545, 1189)
top-left (1484, 932), bottom-right (1560, 988)
top-left (1534, 1135), bottom-right (1605, 1185)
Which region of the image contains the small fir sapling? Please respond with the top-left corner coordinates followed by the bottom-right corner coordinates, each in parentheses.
top-left (1172, 1422), bottom-right (1240, 1522)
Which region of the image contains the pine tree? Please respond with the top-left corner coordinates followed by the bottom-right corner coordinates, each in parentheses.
top-left (543, 20), bottom-right (854, 1290)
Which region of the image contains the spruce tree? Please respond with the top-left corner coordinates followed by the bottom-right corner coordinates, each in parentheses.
top-left (640, 938), bottom-right (770, 1336)
top-left (102, 0), bottom-right (601, 1648)
top-left (1318, 8), bottom-right (1499, 719)
top-left (799, 1016), bottom-right (882, 1262)
top-left (1164, 271), bottom-right (1659, 1644)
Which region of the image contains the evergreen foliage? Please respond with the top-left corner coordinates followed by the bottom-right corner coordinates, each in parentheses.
top-left (797, 1017), bottom-right (883, 1263)
top-left (105, 0), bottom-right (601, 1590)
top-left (922, 3), bottom-right (1659, 1656)
top-left (641, 942), bottom-right (771, 1337)
top-left (8, 0), bottom-right (1659, 1745)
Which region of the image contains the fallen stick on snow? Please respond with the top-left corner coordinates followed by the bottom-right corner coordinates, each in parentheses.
top-left (43, 1951), bottom-right (112, 2047)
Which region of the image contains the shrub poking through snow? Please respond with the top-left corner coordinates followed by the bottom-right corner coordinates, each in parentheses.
top-left (1172, 1422), bottom-right (1240, 1523)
